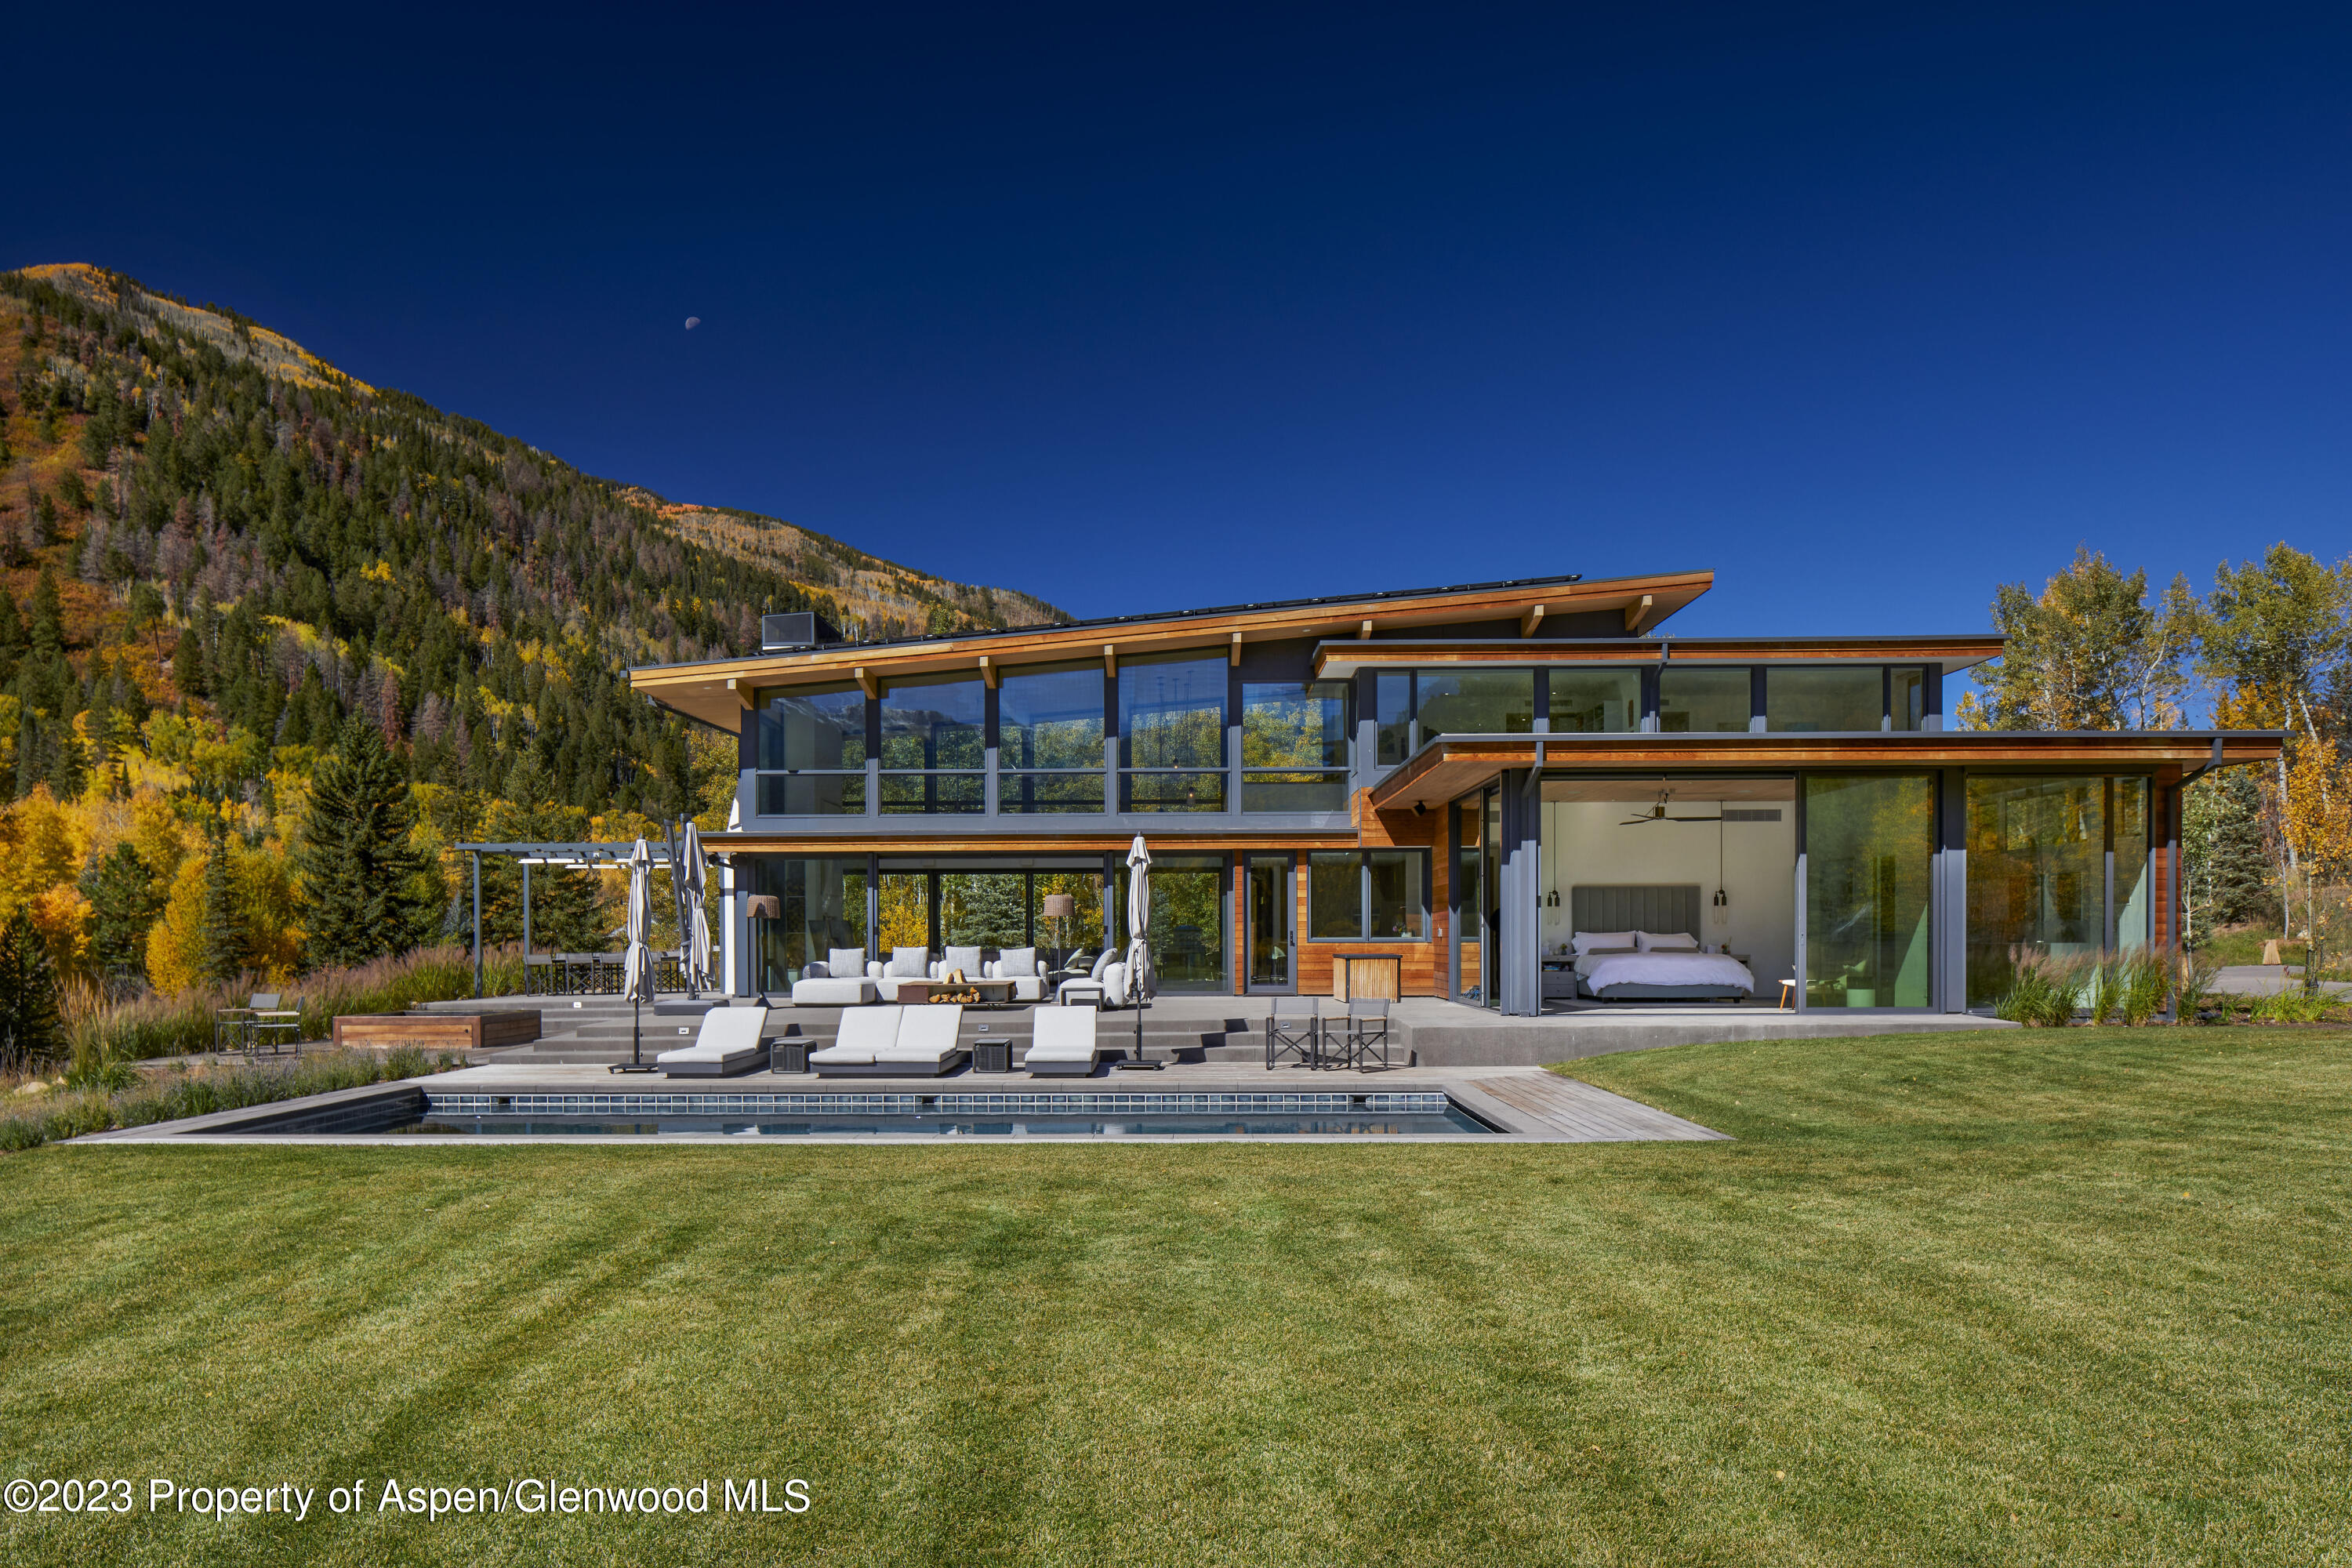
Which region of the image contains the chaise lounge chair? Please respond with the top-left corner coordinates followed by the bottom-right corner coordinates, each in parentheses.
top-left (657, 1005), bottom-right (772, 1077)
top-left (808, 1005), bottom-right (903, 1074)
top-left (1021, 1006), bottom-right (1102, 1076)
top-left (870, 1004), bottom-right (968, 1076)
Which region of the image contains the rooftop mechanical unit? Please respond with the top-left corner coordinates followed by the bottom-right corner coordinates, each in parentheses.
top-left (760, 612), bottom-right (820, 652)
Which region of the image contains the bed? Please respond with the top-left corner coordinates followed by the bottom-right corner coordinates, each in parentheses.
top-left (1568, 885), bottom-right (1756, 1004)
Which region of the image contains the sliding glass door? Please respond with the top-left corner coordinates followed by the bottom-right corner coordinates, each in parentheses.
top-left (1803, 775), bottom-right (1934, 1008)
top-left (1245, 855), bottom-right (1294, 993)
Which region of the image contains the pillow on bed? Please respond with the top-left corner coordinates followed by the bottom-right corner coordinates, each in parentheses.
top-left (1572, 930), bottom-right (1638, 955)
top-left (1636, 931), bottom-right (1700, 952)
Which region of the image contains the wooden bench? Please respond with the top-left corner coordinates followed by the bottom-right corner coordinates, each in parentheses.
top-left (332, 1011), bottom-right (542, 1052)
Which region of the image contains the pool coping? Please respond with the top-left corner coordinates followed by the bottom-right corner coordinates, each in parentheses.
top-left (69, 1071), bottom-right (1722, 1145)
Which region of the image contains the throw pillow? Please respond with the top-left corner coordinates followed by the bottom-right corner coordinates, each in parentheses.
top-left (888, 946), bottom-right (930, 978)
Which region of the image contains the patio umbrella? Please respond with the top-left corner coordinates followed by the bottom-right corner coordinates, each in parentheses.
top-left (614, 837), bottom-right (658, 1073)
top-left (1120, 835), bottom-right (1159, 1069)
top-left (679, 821), bottom-right (712, 996)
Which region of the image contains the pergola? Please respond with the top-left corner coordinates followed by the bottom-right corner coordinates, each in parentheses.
top-left (452, 835), bottom-right (734, 998)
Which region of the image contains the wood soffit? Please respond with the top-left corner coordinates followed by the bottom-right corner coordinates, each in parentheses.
top-left (630, 571), bottom-right (1715, 727)
top-left (1365, 731), bottom-right (2288, 812)
top-left (1311, 637), bottom-right (2005, 679)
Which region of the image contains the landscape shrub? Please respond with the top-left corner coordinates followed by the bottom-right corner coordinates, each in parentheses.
top-left (0, 1048), bottom-right (465, 1153)
top-left (2251, 989), bottom-right (2334, 1025)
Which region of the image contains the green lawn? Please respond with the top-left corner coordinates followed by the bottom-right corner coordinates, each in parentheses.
top-left (2, 1028), bottom-right (2347, 1566)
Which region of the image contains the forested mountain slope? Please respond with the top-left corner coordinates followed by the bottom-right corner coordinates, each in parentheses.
top-left (0, 262), bottom-right (1064, 993)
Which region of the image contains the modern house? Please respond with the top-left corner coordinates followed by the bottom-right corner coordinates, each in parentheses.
top-left (629, 570), bottom-right (2279, 1018)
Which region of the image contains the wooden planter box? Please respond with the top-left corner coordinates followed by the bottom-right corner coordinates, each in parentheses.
top-left (1332, 954), bottom-right (1403, 1003)
top-left (332, 1011), bottom-right (541, 1051)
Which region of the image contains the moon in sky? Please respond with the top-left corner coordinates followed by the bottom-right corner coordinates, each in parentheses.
top-left (684, 317), bottom-right (701, 329)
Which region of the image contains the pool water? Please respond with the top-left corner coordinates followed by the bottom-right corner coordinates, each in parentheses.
top-left (384, 1109), bottom-right (1494, 1137)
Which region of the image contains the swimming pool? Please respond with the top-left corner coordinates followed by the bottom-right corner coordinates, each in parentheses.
top-left (199, 1089), bottom-right (1502, 1138)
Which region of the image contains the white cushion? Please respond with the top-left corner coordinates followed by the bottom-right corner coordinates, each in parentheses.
top-left (808, 1005), bottom-right (902, 1064)
top-left (876, 1004), bottom-right (964, 1063)
top-left (789, 977), bottom-right (874, 1006)
top-left (996, 947), bottom-right (1038, 977)
top-left (1636, 931), bottom-right (1699, 952)
top-left (887, 946), bottom-right (930, 978)
top-left (1090, 950), bottom-right (1116, 980)
top-left (1572, 930), bottom-right (1638, 956)
top-left (1022, 1007), bottom-right (1099, 1064)
top-left (942, 946), bottom-right (984, 977)
top-left (828, 947), bottom-right (868, 976)
top-left (657, 1006), bottom-right (768, 1063)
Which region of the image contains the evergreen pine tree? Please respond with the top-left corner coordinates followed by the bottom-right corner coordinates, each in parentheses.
top-left (198, 830), bottom-right (252, 986)
top-left (296, 720), bottom-right (433, 966)
top-left (80, 841), bottom-right (162, 990)
top-left (28, 567), bottom-right (64, 660)
top-left (0, 906), bottom-right (67, 1069)
top-left (2203, 768), bottom-right (2276, 932)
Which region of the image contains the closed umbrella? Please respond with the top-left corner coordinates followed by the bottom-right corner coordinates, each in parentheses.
top-left (680, 821), bottom-right (712, 996)
top-left (1118, 835), bottom-right (1160, 1070)
top-left (612, 837), bottom-right (658, 1073)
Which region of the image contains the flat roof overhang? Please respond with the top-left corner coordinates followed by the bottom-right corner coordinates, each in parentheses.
top-left (630, 568), bottom-right (1714, 728)
top-left (1365, 730), bottom-right (2288, 813)
top-left (1313, 633), bottom-right (2004, 681)
top-left (691, 830), bottom-right (1367, 855)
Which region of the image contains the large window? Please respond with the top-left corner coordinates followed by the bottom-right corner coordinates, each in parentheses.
top-left (1658, 669), bottom-right (1750, 733)
top-left (880, 674), bottom-right (984, 814)
top-left (1416, 672), bottom-right (1535, 742)
top-left (2114, 777), bottom-right (2150, 950)
top-left (1000, 662), bottom-right (1105, 815)
top-left (1376, 672), bottom-right (1412, 767)
top-left (1242, 680), bottom-right (1348, 811)
top-left (753, 684), bottom-right (866, 815)
top-left (1309, 851), bottom-right (1428, 940)
top-left (940, 872), bottom-right (1027, 946)
top-left (1548, 670), bottom-right (1640, 732)
top-left (1110, 853), bottom-right (1228, 991)
top-left (1891, 667), bottom-right (1927, 731)
top-left (1804, 775), bottom-right (1933, 1007)
top-left (1769, 668), bottom-right (1882, 733)
top-left (754, 855), bottom-right (868, 988)
top-left (1965, 776), bottom-right (2104, 1007)
top-left (1122, 655), bottom-right (1225, 811)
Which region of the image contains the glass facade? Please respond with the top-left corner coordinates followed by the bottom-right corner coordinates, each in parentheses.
top-left (1109, 853), bottom-right (1228, 991)
top-left (2114, 777), bottom-right (2150, 949)
top-left (1890, 667), bottom-right (1926, 731)
top-left (1376, 672), bottom-right (1413, 766)
top-left (1965, 776), bottom-right (2105, 1007)
top-left (1804, 775), bottom-right (1933, 1007)
top-left (880, 674), bottom-right (985, 814)
top-left (1000, 662), bottom-right (1105, 815)
top-left (752, 855), bottom-right (869, 989)
top-left (1417, 672), bottom-right (1535, 742)
top-left (1768, 668), bottom-right (1882, 733)
top-left (753, 684), bottom-right (867, 815)
top-left (1242, 680), bottom-right (1348, 812)
top-left (940, 872), bottom-right (1028, 946)
top-left (1658, 669), bottom-right (1751, 733)
top-left (1548, 670), bottom-right (1640, 732)
top-left (1312, 851), bottom-right (1428, 941)
top-left (1121, 655), bottom-right (1226, 812)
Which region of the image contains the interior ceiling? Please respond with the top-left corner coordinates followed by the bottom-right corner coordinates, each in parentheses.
top-left (1541, 777), bottom-right (1797, 804)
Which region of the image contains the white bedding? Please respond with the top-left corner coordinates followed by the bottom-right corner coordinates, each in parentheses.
top-left (1581, 951), bottom-right (1755, 993)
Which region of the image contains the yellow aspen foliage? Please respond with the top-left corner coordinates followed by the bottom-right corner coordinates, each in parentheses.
top-left (2282, 747), bottom-right (2352, 880)
top-left (0, 788), bottom-right (90, 916)
top-left (29, 883), bottom-right (93, 981)
top-left (144, 857), bottom-right (210, 995)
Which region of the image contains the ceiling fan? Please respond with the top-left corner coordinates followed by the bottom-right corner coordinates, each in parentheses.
top-left (1619, 789), bottom-right (1722, 826)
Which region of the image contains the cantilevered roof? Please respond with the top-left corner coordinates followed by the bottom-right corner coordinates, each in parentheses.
top-left (1364, 729), bottom-right (2286, 813)
top-left (1312, 633), bottom-right (2004, 681)
top-left (632, 568), bottom-right (1713, 729)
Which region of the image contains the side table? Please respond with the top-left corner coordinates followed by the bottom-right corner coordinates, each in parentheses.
top-left (971, 1032), bottom-right (1012, 1074)
top-left (770, 1037), bottom-right (810, 1074)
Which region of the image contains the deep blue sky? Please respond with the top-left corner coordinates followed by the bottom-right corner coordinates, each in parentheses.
top-left (9, 2), bottom-right (2348, 642)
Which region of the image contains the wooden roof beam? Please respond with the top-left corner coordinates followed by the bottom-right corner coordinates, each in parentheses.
top-left (1359, 619), bottom-right (1374, 639)
top-left (1520, 604), bottom-right (1545, 636)
top-left (853, 666), bottom-right (879, 699)
top-left (978, 655), bottom-right (998, 688)
top-left (1103, 644), bottom-right (1118, 678)
top-left (1624, 595), bottom-right (1653, 633)
top-left (1229, 632), bottom-right (1243, 666)
top-left (726, 677), bottom-right (753, 708)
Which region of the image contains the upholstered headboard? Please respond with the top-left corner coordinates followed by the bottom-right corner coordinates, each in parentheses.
top-left (1570, 884), bottom-right (1702, 939)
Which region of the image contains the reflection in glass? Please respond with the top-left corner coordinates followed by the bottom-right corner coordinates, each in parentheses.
top-left (753, 684), bottom-right (868, 815)
top-left (1548, 670), bottom-right (1639, 732)
top-left (1804, 775), bottom-right (1933, 1007)
top-left (1367, 851), bottom-right (1425, 938)
top-left (1376, 673), bottom-right (1413, 766)
top-left (940, 873), bottom-right (1027, 947)
top-left (1417, 673), bottom-right (1534, 741)
top-left (1246, 857), bottom-right (1290, 988)
top-left (1243, 680), bottom-right (1348, 811)
top-left (1657, 669), bottom-right (1751, 732)
top-left (1123, 655), bottom-right (1225, 813)
top-left (1454, 801), bottom-right (1484, 1004)
top-left (1111, 855), bottom-right (1227, 992)
top-left (879, 675), bottom-right (985, 814)
top-left (1768, 668), bottom-right (1882, 732)
top-left (1000, 663), bottom-right (1104, 814)
top-left (757, 856), bottom-right (868, 989)
top-left (1965, 775), bottom-right (2103, 1006)
top-left (2114, 777), bottom-right (2150, 950)
top-left (1309, 853), bottom-right (1361, 938)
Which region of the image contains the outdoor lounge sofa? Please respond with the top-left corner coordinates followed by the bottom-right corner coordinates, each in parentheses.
top-left (657, 1005), bottom-right (772, 1077)
top-left (1056, 949), bottom-right (1131, 1008)
top-left (807, 1004), bottom-right (971, 1077)
top-left (982, 946), bottom-right (1048, 1001)
top-left (1020, 1006), bottom-right (1102, 1076)
top-left (789, 947), bottom-right (880, 1006)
